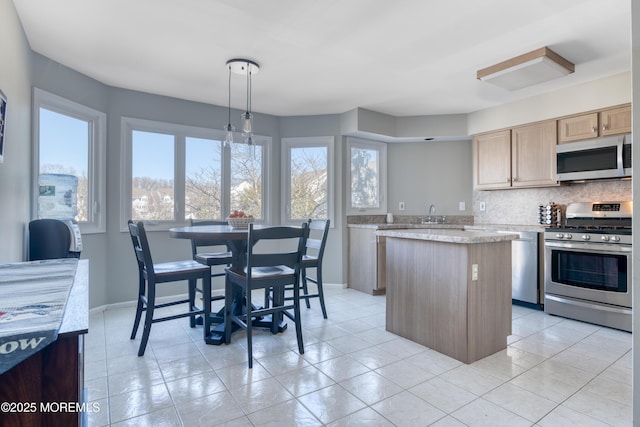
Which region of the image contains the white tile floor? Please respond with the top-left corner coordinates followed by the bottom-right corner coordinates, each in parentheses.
top-left (85, 286), bottom-right (632, 426)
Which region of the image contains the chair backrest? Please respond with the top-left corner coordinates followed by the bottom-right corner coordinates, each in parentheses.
top-left (246, 224), bottom-right (309, 276)
top-left (187, 218), bottom-right (230, 258)
top-left (28, 219), bottom-right (72, 260)
top-left (304, 219), bottom-right (330, 262)
top-left (128, 220), bottom-right (154, 277)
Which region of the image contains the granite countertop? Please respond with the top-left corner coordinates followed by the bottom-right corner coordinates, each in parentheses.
top-left (464, 224), bottom-right (546, 233)
top-left (348, 223), bottom-right (463, 230)
top-left (377, 228), bottom-right (519, 244)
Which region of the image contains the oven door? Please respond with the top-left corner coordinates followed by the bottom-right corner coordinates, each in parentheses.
top-left (544, 240), bottom-right (631, 308)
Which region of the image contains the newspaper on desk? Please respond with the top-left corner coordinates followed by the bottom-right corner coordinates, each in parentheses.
top-left (0, 258), bottom-right (77, 374)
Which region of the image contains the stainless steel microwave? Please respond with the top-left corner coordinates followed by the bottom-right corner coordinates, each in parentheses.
top-left (556, 133), bottom-right (631, 182)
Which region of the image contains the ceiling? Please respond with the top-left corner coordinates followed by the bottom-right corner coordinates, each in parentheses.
top-left (12, 0), bottom-right (631, 118)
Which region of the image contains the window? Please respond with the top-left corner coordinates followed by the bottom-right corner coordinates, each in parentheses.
top-left (121, 117), bottom-right (270, 230)
top-left (282, 137), bottom-right (334, 224)
top-left (33, 89), bottom-right (106, 233)
top-left (347, 137), bottom-right (387, 215)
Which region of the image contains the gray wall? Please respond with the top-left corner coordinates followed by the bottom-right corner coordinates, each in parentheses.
top-left (387, 140), bottom-right (472, 216)
top-left (0, 1), bottom-right (33, 262)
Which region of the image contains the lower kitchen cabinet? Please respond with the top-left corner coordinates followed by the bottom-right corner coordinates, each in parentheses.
top-left (348, 226), bottom-right (386, 295)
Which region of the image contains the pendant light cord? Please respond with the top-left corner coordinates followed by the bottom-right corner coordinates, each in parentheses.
top-left (227, 66), bottom-right (232, 125)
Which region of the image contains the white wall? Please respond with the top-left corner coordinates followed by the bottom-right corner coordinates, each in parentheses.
top-left (468, 72), bottom-right (631, 135)
top-left (0, 1), bottom-right (32, 262)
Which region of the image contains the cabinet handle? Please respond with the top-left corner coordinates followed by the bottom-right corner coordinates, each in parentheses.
top-left (591, 126), bottom-right (597, 133)
top-left (506, 178), bottom-right (510, 183)
top-left (602, 124), bottom-right (608, 131)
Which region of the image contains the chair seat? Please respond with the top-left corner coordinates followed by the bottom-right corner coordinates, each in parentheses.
top-left (195, 251), bottom-right (233, 266)
top-left (227, 265), bottom-right (296, 280)
top-left (153, 260), bottom-right (210, 278)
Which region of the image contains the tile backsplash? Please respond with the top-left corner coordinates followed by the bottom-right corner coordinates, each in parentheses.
top-left (473, 179), bottom-right (632, 225)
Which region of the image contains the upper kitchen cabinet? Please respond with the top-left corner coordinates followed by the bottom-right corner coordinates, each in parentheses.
top-left (473, 129), bottom-right (512, 190)
top-left (558, 104), bottom-right (631, 143)
top-left (511, 120), bottom-right (557, 188)
top-left (600, 105), bottom-right (632, 137)
top-left (473, 120), bottom-right (558, 190)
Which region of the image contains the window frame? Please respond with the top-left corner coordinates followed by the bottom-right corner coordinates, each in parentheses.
top-left (281, 136), bottom-right (334, 225)
top-left (32, 88), bottom-right (107, 234)
top-left (120, 117), bottom-right (271, 231)
top-left (346, 136), bottom-right (387, 215)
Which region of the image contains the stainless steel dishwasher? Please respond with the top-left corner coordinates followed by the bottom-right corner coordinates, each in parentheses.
top-left (497, 230), bottom-right (540, 306)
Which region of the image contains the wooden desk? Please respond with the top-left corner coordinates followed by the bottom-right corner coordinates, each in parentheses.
top-left (0, 259), bottom-right (89, 427)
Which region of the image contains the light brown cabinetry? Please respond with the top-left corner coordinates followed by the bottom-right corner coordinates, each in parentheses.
top-left (558, 104), bottom-right (631, 143)
top-left (348, 226), bottom-right (386, 295)
top-left (473, 120), bottom-right (558, 190)
top-left (385, 237), bottom-right (512, 364)
top-left (511, 121), bottom-right (557, 187)
top-left (473, 130), bottom-right (511, 190)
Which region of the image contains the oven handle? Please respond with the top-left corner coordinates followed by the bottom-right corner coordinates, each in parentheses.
top-left (545, 294), bottom-right (633, 315)
top-left (544, 240), bottom-right (632, 253)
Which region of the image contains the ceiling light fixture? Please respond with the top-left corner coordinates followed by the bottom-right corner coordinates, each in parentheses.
top-left (226, 58), bottom-right (260, 146)
top-left (477, 47), bottom-right (574, 91)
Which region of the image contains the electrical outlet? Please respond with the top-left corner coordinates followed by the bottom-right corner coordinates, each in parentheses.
top-left (459, 201), bottom-right (465, 211)
top-left (472, 264), bottom-right (478, 281)
top-left (399, 202), bottom-right (405, 211)
top-left (479, 201), bottom-right (486, 211)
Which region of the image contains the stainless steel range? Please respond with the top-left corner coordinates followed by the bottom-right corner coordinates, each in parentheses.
top-left (544, 201), bottom-right (632, 332)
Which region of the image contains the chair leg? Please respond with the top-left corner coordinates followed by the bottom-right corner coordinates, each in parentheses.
top-left (138, 281), bottom-right (155, 356)
top-left (224, 276), bottom-right (233, 344)
top-left (202, 274), bottom-right (212, 341)
top-left (245, 286), bottom-right (253, 369)
top-left (130, 274), bottom-right (145, 339)
top-left (188, 278), bottom-right (197, 328)
top-left (316, 268), bottom-right (328, 319)
top-left (301, 268), bottom-right (311, 309)
top-left (293, 280), bottom-right (304, 355)
top-left (270, 285), bottom-right (282, 335)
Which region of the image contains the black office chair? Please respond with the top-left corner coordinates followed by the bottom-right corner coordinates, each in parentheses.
top-left (128, 220), bottom-right (212, 356)
top-left (28, 218), bottom-right (79, 260)
top-left (224, 224), bottom-right (309, 368)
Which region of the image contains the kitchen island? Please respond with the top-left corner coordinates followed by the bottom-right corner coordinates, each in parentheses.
top-left (377, 228), bottom-right (517, 364)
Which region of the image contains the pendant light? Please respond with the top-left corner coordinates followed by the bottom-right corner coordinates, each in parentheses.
top-left (223, 64), bottom-right (235, 147)
top-left (242, 62), bottom-right (253, 136)
top-left (226, 58), bottom-right (260, 145)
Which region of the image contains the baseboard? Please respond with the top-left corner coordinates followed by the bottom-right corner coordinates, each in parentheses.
top-left (89, 289), bottom-right (226, 314)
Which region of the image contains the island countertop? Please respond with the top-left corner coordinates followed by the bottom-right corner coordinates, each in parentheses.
top-left (377, 228), bottom-right (518, 244)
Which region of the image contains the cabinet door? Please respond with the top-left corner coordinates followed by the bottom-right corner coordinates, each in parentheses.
top-left (558, 113), bottom-right (598, 143)
top-left (511, 120), bottom-right (558, 188)
top-left (348, 227), bottom-right (378, 294)
top-left (473, 130), bottom-right (511, 190)
top-left (600, 105), bottom-right (631, 136)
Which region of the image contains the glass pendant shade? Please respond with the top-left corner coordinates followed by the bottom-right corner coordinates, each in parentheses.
top-left (224, 123), bottom-right (235, 147)
top-left (241, 111), bottom-right (253, 135)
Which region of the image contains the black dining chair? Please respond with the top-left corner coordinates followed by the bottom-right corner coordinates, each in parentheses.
top-left (128, 220), bottom-right (212, 356)
top-left (188, 218), bottom-right (232, 302)
top-left (299, 219), bottom-right (330, 318)
top-left (224, 224), bottom-right (309, 368)
top-left (267, 219), bottom-right (331, 319)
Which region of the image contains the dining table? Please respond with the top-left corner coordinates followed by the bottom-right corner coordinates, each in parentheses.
top-left (169, 223), bottom-right (287, 345)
